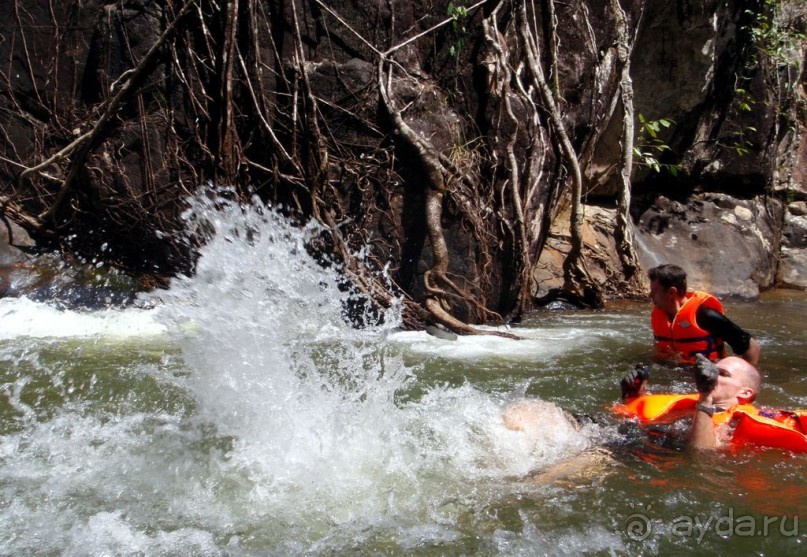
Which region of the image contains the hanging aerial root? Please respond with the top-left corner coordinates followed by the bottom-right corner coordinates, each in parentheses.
top-left (17, 0), bottom-right (197, 223)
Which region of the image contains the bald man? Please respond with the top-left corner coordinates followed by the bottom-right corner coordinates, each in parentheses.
top-left (619, 355), bottom-right (764, 450)
top-left (689, 355), bottom-right (762, 449)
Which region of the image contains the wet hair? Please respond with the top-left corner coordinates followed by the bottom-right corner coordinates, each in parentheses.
top-left (647, 264), bottom-right (687, 292)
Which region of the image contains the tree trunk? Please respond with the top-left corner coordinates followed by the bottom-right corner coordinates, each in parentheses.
top-left (611, 0), bottom-right (646, 295)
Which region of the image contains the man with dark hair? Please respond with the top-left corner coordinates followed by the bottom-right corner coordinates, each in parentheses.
top-left (647, 264), bottom-right (760, 365)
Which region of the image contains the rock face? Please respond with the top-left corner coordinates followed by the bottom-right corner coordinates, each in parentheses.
top-left (0, 0), bottom-right (804, 315)
top-left (535, 194), bottom-right (785, 301)
top-left (536, 190), bottom-right (801, 301)
top-left (778, 202), bottom-right (807, 289)
top-left (540, 0), bottom-right (807, 301)
top-left (634, 194), bottom-right (783, 299)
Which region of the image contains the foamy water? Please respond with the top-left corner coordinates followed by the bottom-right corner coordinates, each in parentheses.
top-left (387, 326), bottom-right (615, 360)
top-left (0, 194), bottom-right (600, 555)
top-left (5, 194), bottom-right (806, 554)
top-left (0, 296), bottom-right (166, 340)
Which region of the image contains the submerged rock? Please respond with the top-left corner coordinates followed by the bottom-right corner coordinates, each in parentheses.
top-left (425, 324), bottom-right (458, 341)
top-left (1, 223), bottom-right (145, 309)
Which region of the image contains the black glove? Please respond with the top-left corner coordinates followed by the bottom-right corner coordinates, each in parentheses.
top-left (694, 353), bottom-right (719, 394)
top-left (620, 364), bottom-right (649, 399)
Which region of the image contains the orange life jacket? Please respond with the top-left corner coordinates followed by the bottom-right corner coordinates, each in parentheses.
top-left (651, 290), bottom-right (726, 363)
top-left (613, 394), bottom-right (807, 453)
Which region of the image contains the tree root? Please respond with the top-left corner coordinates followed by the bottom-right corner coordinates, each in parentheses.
top-left (611, 0), bottom-right (647, 296)
top-left (518, 0), bottom-right (601, 307)
top-left (17, 0), bottom-right (196, 223)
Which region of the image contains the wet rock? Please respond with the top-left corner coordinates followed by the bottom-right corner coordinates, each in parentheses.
top-left (1, 218), bottom-right (36, 297)
top-left (789, 201), bottom-right (807, 217)
top-left (635, 193), bottom-right (783, 299)
top-left (0, 253), bottom-right (141, 308)
top-left (777, 203), bottom-right (807, 289)
top-left (1, 219), bottom-right (143, 307)
top-left (425, 324), bottom-right (458, 341)
top-left (0, 218), bottom-right (34, 265)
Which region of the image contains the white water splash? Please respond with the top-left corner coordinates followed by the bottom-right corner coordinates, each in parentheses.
top-left (144, 194), bottom-right (595, 543)
top-left (0, 192), bottom-right (598, 554)
top-left (0, 296), bottom-right (165, 340)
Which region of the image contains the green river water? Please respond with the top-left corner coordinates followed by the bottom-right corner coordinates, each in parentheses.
top-left (0, 200), bottom-right (805, 556)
